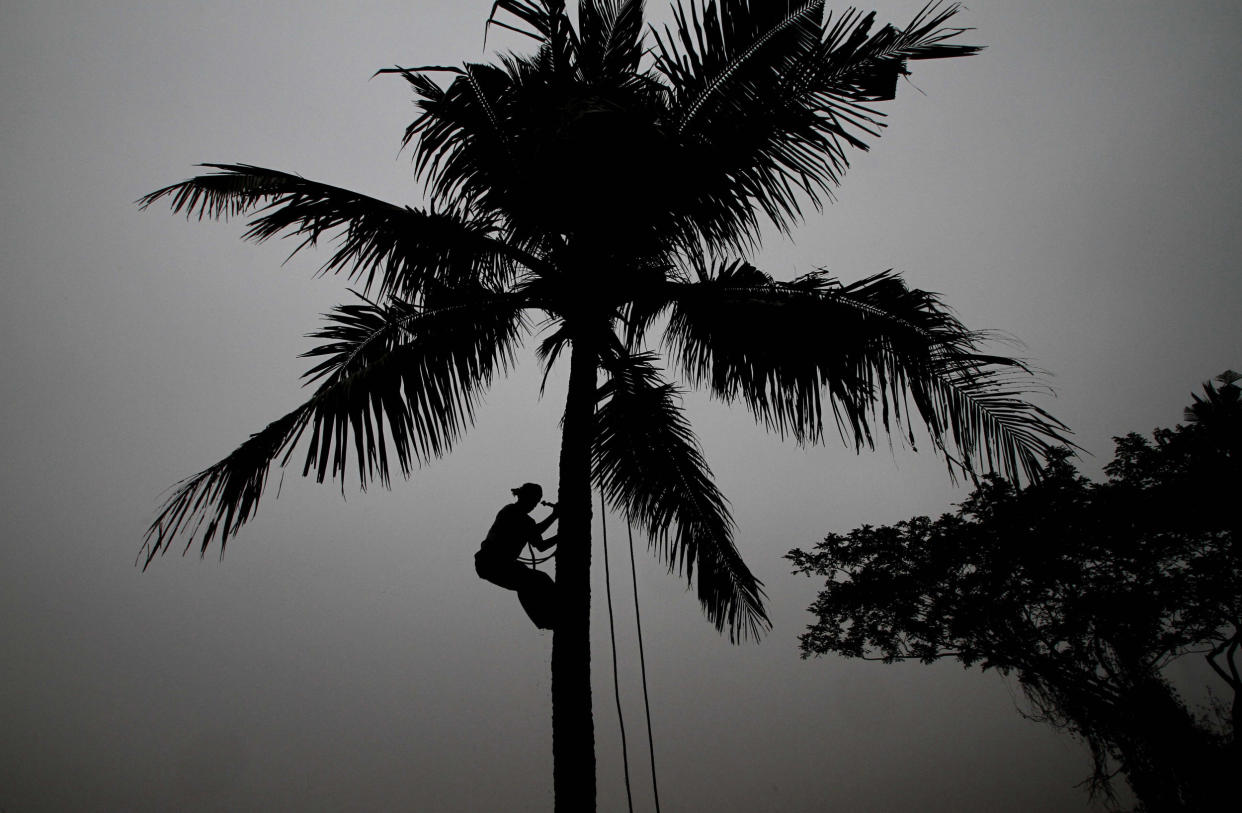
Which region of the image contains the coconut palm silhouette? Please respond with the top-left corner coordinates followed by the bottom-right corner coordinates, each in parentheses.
top-left (139, 2), bottom-right (1070, 809)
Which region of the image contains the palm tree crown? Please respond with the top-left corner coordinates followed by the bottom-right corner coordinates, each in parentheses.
top-left (140, 0), bottom-right (1068, 645)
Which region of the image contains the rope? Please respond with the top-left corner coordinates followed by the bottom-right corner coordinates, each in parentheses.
top-left (627, 520), bottom-right (662, 813)
top-left (524, 547), bottom-right (556, 567)
top-left (600, 491), bottom-right (634, 813)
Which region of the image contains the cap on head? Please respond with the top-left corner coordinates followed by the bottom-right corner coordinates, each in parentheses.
top-left (511, 482), bottom-right (542, 500)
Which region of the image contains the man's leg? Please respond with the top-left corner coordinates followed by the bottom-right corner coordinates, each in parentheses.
top-left (476, 554), bottom-right (556, 629)
top-left (475, 553), bottom-right (526, 590)
top-left (516, 568), bottom-right (557, 630)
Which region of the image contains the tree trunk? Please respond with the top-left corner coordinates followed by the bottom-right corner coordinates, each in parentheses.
top-left (551, 339), bottom-right (598, 811)
top-left (1112, 676), bottom-right (1228, 811)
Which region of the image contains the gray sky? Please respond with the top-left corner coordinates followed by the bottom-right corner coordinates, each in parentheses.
top-left (2, 1), bottom-right (1239, 810)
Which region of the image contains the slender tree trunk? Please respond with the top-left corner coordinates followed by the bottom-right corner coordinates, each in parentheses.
top-left (552, 339), bottom-right (598, 811)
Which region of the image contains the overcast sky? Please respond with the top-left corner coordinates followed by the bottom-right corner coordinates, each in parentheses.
top-left (2, 1), bottom-right (1240, 811)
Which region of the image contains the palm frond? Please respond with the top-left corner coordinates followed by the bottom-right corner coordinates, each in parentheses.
top-left (578, 0), bottom-right (647, 80)
top-left (398, 62), bottom-right (528, 221)
top-left (662, 0), bottom-right (826, 135)
top-left (594, 351), bottom-right (770, 641)
top-left (915, 356), bottom-right (1074, 483)
top-left (393, 17), bottom-right (682, 251)
top-left (140, 407), bottom-right (311, 570)
top-left (299, 290), bottom-right (528, 484)
top-left (487, 0), bottom-right (576, 70)
top-left (487, 0), bottom-right (562, 42)
top-left (664, 262), bottom-right (1070, 483)
top-left (139, 163), bottom-right (544, 297)
top-left (140, 291), bottom-right (527, 568)
top-left (649, 2), bottom-right (980, 253)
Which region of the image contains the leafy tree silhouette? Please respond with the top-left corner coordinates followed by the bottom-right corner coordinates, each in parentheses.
top-left (789, 371), bottom-right (1241, 810)
top-left (140, 2), bottom-right (1069, 809)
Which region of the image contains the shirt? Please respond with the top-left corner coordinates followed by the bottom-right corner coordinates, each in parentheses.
top-left (479, 503), bottom-right (541, 561)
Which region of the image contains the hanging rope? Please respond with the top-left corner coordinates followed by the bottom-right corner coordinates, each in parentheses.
top-left (601, 490), bottom-right (635, 813)
top-left (626, 520), bottom-right (662, 813)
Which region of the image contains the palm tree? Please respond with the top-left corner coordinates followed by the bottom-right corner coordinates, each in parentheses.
top-left (140, 2), bottom-right (1071, 809)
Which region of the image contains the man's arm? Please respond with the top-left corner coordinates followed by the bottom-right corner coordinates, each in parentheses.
top-left (531, 507), bottom-right (558, 551)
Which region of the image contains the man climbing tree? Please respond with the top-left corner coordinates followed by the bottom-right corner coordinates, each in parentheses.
top-left (139, 3), bottom-right (1074, 808)
top-left (476, 483), bottom-right (560, 630)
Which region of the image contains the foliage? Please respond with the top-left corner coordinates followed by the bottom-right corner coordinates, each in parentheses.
top-left (789, 371), bottom-right (1242, 809)
top-left (139, 1), bottom-right (1072, 646)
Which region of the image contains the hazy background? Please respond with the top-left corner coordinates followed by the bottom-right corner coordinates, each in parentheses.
top-left (2, 1), bottom-right (1239, 810)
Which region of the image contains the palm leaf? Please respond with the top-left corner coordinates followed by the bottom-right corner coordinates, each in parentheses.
top-left (396, 61), bottom-right (542, 235)
top-left (664, 262), bottom-right (1070, 482)
top-left (487, 0), bottom-right (576, 70)
top-left (140, 291), bottom-right (527, 568)
top-left (660, 0), bottom-right (826, 135)
top-left (578, 0), bottom-right (647, 80)
top-left (593, 351), bottom-right (770, 641)
top-left (138, 163), bottom-right (544, 297)
top-left (915, 357), bottom-right (1074, 483)
top-left (377, 64), bottom-right (519, 175)
top-left (650, 2), bottom-right (980, 252)
top-left (487, 0), bottom-right (562, 41)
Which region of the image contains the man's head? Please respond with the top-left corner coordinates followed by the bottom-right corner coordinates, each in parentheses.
top-left (511, 482), bottom-right (542, 511)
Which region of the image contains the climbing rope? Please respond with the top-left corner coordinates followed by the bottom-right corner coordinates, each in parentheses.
top-left (601, 491), bottom-right (634, 813)
top-left (600, 491), bottom-right (662, 813)
top-left (626, 519), bottom-right (662, 813)
top-left (524, 546), bottom-right (556, 568)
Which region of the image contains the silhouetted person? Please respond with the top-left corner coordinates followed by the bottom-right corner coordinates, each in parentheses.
top-left (475, 483), bottom-right (559, 630)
